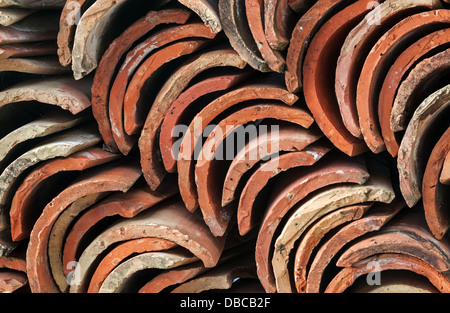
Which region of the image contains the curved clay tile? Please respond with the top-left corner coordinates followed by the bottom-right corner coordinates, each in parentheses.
top-left (0, 11), bottom-right (59, 44)
top-left (378, 28), bottom-right (450, 157)
top-left (112, 34), bottom-right (216, 155)
top-left (218, 0), bottom-right (268, 71)
top-left (171, 253), bottom-right (256, 293)
top-left (285, 0), bottom-right (347, 93)
top-left (69, 197), bottom-right (226, 293)
top-left (271, 167), bottom-right (395, 292)
top-left (0, 0), bottom-right (65, 8)
top-left (335, 0), bottom-right (441, 138)
top-left (159, 71), bottom-right (248, 173)
top-left (0, 41), bottom-right (57, 59)
top-left (26, 160), bottom-right (143, 293)
top-left (287, 0), bottom-right (315, 14)
top-left (0, 76), bottom-right (92, 115)
top-left (391, 48), bottom-right (450, 133)
top-left (220, 122), bottom-right (320, 206)
top-left (177, 78), bottom-right (298, 212)
top-left (0, 8), bottom-right (36, 27)
top-left (302, 0), bottom-right (373, 156)
top-left (422, 127), bottom-right (450, 240)
top-left (98, 249), bottom-right (197, 293)
top-left (245, 0), bottom-right (286, 72)
top-left (201, 103), bottom-right (315, 207)
top-left (178, 0), bottom-right (222, 33)
top-left (263, 0), bottom-right (297, 51)
top-left (119, 25), bottom-right (216, 138)
top-left (90, 9), bottom-right (195, 153)
top-left (196, 122), bottom-right (319, 237)
top-left (356, 9), bottom-right (450, 154)
top-left (237, 140), bottom-right (333, 236)
top-left (0, 125), bottom-right (102, 232)
top-left (441, 152), bottom-right (450, 185)
top-left (49, 191), bottom-right (108, 292)
top-left (71, 0), bottom-right (168, 79)
top-left (61, 179), bottom-right (178, 277)
top-left (0, 254), bottom-right (28, 292)
top-left (397, 84), bottom-right (450, 207)
top-left (306, 199), bottom-right (405, 293)
top-left (137, 243), bottom-right (246, 293)
top-left (138, 48), bottom-right (247, 190)
top-left (0, 109), bottom-right (89, 164)
top-left (88, 238), bottom-right (177, 293)
top-left (325, 254), bottom-right (450, 293)
top-left (336, 213), bottom-right (450, 272)
top-left (9, 146), bottom-right (119, 242)
top-left (292, 203), bottom-right (373, 293)
top-left (0, 56), bottom-right (70, 74)
top-left (255, 153), bottom-right (370, 292)
top-left (57, 0), bottom-right (93, 67)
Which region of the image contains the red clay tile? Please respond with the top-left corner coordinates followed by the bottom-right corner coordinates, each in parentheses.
top-left (0, 76), bottom-right (92, 114)
top-left (293, 203), bottom-right (373, 293)
top-left (196, 121), bottom-right (319, 237)
top-left (62, 179), bottom-right (177, 278)
top-left (356, 10), bottom-right (450, 154)
top-left (302, 0), bottom-right (373, 156)
top-left (391, 48), bottom-right (450, 133)
top-left (99, 248), bottom-right (198, 293)
top-left (441, 152), bottom-right (450, 185)
top-left (287, 0), bottom-right (316, 14)
top-left (397, 84), bottom-right (450, 207)
top-left (50, 191), bottom-right (109, 292)
top-left (69, 196), bottom-right (226, 293)
top-left (71, 0), bottom-right (169, 79)
top-left (263, 0), bottom-right (297, 51)
top-left (219, 0), bottom-right (268, 71)
top-left (306, 199), bottom-right (405, 293)
top-left (138, 48), bottom-right (247, 191)
top-left (178, 0), bottom-right (222, 33)
top-left (0, 56), bottom-right (71, 74)
top-left (325, 253), bottom-right (450, 293)
top-left (137, 243), bottom-right (247, 293)
top-left (221, 122), bottom-right (319, 208)
top-left (159, 71), bottom-right (248, 173)
top-left (111, 41), bottom-right (209, 155)
top-left (26, 160), bottom-right (142, 292)
top-left (111, 28), bottom-right (217, 154)
top-left (0, 252), bottom-right (27, 292)
top-left (57, 0), bottom-right (92, 67)
top-left (378, 28), bottom-right (450, 157)
top-left (335, 0), bottom-right (441, 138)
top-left (203, 103), bottom-right (315, 207)
top-left (285, 0), bottom-right (347, 93)
top-left (255, 153), bottom-right (370, 292)
top-left (422, 127), bottom-right (450, 239)
top-left (171, 252), bottom-right (256, 293)
top-left (336, 213), bottom-right (450, 272)
top-left (177, 78), bottom-right (298, 212)
top-left (271, 165), bottom-right (395, 292)
top-left (245, 0), bottom-right (286, 72)
top-left (0, 41), bottom-right (57, 59)
top-left (9, 146), bottom-right (119, 242)
top-left (0, 124), bottom-right (102, 232)
top-left (90, 9), bottom-right (194, 152)
top-left (88, 238), bottom-right (177, 293)
top-left (120, 23), bottom-right (216, 137)
top-left (237, 140), bottom-right (333, 236)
